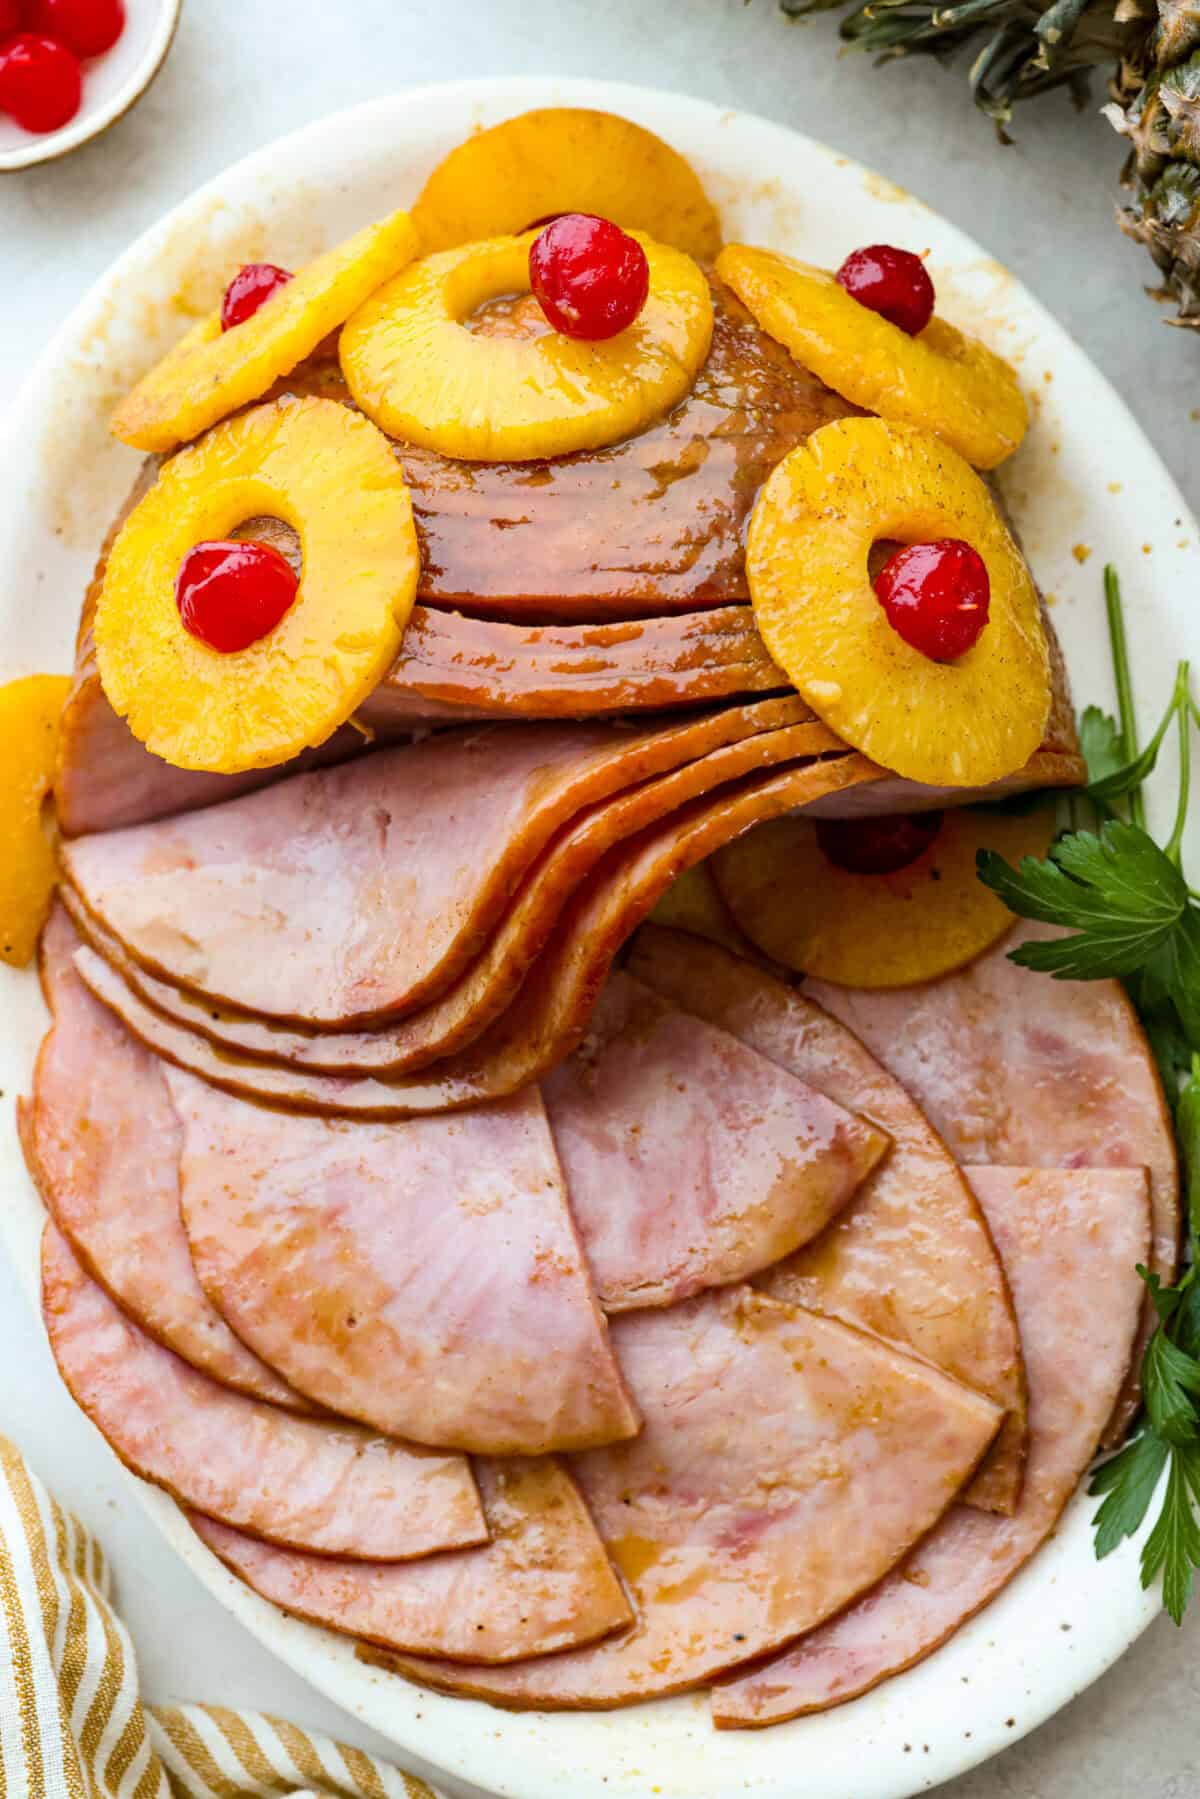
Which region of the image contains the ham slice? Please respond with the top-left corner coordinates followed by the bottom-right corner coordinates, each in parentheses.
top-left (63, 715), bottom-right (839, 1077)
top-left (627, 927), bottom-right (1026, 1515)
top-left (807, 922), bottom-right (1178, 1444)
top-left (62, 699), bottom-right (818, 1028)
top-left (167, 1068), bottom-right (638, 1455)
top-left (22, 906), bottom-right (300, 1407)
top-left (71, 754), bottom-right (883, 1118)
top-left (192, 1457), bottom-right (632, 1663)
top-left (392, 1286), bottom-right (1001, 1708)
top-left (542, 971), bottom-right (888, 1310)
top-left (711, 1166), bottom-right (1149, 1725)
top-left (42, 1224), bottom-right (485, 1559)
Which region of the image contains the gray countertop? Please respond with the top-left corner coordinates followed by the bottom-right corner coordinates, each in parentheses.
top-left (2, 2), bottom-right (1197, 1793)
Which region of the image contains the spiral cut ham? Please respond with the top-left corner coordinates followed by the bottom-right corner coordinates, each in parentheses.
top-left (191, 1457), bottom-right (633, 1664)
top-left (711, 1166), bottom-right (1149, 1726)
top-left (168, 1068), bottom-right (639, 1456)
top-left (41, 1224), bottom-right (485, 1562)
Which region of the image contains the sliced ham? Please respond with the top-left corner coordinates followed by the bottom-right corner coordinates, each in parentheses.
top-left (63, 715), bottom-right (840, 1077)
top-left (23, 906), bottom-right (300, 1407)
top-left (42, 1224), bottom-right (485, 1560)
top-left (711, 1166), bottom-right (1149, 1725)
top-left (542, 971), bottom-right (888, 1310)
top-left (392, 1286), bottom-right (1001, 1708)
top-left (72, 753), bottom-right (883, 1118)
top-left (807, 922), bottom-right (1178, 1443)
top-left (192, 1456), bottom-right (632, 1664)
top-left (168, 1069), bottom-right (638, 1455)
top-left (62, 698), bottom-right (817, 1028)
top-left (627, 927), bottom-right (1026, 1515)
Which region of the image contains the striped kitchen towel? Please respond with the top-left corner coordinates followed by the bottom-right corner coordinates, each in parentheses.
top-left (0, 1435), bottom-right (446, 1799)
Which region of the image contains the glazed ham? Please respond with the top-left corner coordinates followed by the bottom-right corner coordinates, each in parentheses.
top-left (711, 1167), bottom-right (1149, 1725)
top-left (392, 1286), bottom-right (1001, 1708)
top-left (192, 1457), bottom-right (633, 1664)
top-left (542, 971), bottom-right (888, 1310)
top-left (41, 1224), bottom-right (485, 1561)
top-left (168, 1070), bottom-right (639, 1456)
top-left (628, 927), bottom-right (1026, 1515)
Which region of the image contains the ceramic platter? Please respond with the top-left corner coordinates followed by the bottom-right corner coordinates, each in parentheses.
top-left (0, 75), bottom-right (1193, 1799)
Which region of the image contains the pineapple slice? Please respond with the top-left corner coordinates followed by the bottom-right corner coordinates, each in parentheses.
top-left (648, 861), bottom-right (761, 962)
top-left (110, 209), bottom-right (419, 454)
top-left (412, 109), bottom-right (721, 260)
top-left (717, 244), bottom-right (1027, 470)
top-left (95, 397), bottom-right (419, 774)
top-left (0, 674), bottom-right (70, 967)
top-left (713, 802), bottom-right (1057, 988)
top-left (340, 232), bottom-right (713, 462)
top-left (746, 416), bottom-right (1050, 788)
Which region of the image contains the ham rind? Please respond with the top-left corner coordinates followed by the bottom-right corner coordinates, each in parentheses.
top-left (72, 754), bottom-right (884, 1118)
top-left (168, 1069), bottom-right (639, 1455)
top-left (63, 717), bottom-right (840, 1077)
top-left (392, 1286), bottom-right (1001, 1708)
top-left (192, 1457), bottom-right (632, 1663)
top-left (23, 907), bottom-right (301, 1408)
top-left (61, 698), bottom-right (817, 1028)
top-left (543, 971), bottom-right (889, 1311)
top-left (627, 927), bottom-right (1026, 1515)
top-left (42, 1224), bottom-right (485, 1560)
top-left (711, 1166), bottom-right (1149, 1726)
top-left (807, 922), bottom-right (1178, 1444)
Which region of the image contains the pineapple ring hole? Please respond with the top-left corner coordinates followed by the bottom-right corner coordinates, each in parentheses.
top-left (233, 515), bottom-right (302, 578)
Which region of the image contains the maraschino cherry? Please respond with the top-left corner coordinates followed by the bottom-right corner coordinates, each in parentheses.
top-left (836, 244), bottom-right (935, 337)
top-left (176, 542), bottom-right (299, 654)
top-left (28, 0), bottom-right (123, 57)
top-left (221, 263), bottom-right (293, 332)
top-left (816, 811), bottom-right (944, 877)
top-left (0, 31), bottom-right (81, 132)
top-left (529, 213), bottom-right (649, 341)
top-left (0, 0), bottom-right (26, 38)
top-left (874, 538), bottom-right (990, 663)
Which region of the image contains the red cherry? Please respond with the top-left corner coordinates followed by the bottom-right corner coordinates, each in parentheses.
top-left (27, 0), bottom-right (123, 56)
top-left (176, 541), bottom-right (299, 654)
top-left (836, 244), bottom-right (935, 337)
top-left (816, 811), bottom-right (944, 877)
top-left (0, 1), bottom-right (27, 40)
top-left (0, 32), bottom-right (80, 132)
top-left (221, 263), bottom-right (293, 332)
top-left (874, 538), bottom-right (991, 663)
top-left (529, 213), bottom-right (650, 341)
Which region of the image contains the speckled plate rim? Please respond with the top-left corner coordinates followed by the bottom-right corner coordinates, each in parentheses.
top-left (0, 75), bottom-right (1193, 1799)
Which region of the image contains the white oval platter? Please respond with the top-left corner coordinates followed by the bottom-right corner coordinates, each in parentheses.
top-left (0, 74), bottom-right (1193, 1799)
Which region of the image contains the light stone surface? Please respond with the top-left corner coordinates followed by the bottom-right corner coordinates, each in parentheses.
top-left (1, 2), bottom-right (1197, 1794)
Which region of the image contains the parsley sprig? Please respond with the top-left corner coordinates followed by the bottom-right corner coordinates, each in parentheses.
top-left (976, 568), bottom-right (1200, 1622)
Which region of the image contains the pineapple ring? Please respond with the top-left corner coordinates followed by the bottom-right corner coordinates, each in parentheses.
top-left (716, 244), bottom-right (1027, 471)
top-left (110, 209), bottom-right (420, 454)
top-left (412, 108), bottom-right (721, 260)
top-left (0, 674), bottom-right (71, 968)
top-left (712, 803), bottom-right (1057, 989)
top-left (747, 416), bottom-right (1051, 789)
top-left (96, 398), bottom-right (419, 775)
top-left (340, 233), bottom-right (714, 462)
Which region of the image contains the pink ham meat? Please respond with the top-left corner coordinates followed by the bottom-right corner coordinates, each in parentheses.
top-left (22, 907), bottom-right (300, 1407)
top-left (61, 717), bottom-right (841, 1077)
top-left (167, 1068), bottom-right (638, 1455)
top-left (542, 971), bottom-right (888, 1310)
top-left (627, 927), bottom-right (1026, 1515)
top-left (71, 754), bottom-right (884, 1119)
top-left (711, 1166), bottom-right (1149, 1725)
top-left (42, 1224), bottom-right (485, 1560)
top-left (807, 921), bottom-right (1178, 1443)
top-left (393, 1286), bottom-right (1001, 1708)
top-left (192, 1456), bottom-right (632, 1663)
top-left (60, 698), bottom-right (817, 1029)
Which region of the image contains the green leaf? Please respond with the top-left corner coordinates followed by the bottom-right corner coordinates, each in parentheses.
top-left (1091, 1431), bottom-right (1169, 1558)
top-left (1140, 1444), bottom-right (1200, 1624)
top-left (1139, 1265), bottom-right (1185, 1327)
top-left (1144, 1330), bottom-right (1200, 1445)
top-left (1079, 705), bottom-right (1125, 786)
top-left (1177, 1057), bottom-right (1200, 1247)
top-left (1159, 908), bottom-right (1200, 1050)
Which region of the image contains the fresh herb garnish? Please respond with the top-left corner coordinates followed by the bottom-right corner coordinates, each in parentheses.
top-left (977, 567), bottom-right (1200, 1622)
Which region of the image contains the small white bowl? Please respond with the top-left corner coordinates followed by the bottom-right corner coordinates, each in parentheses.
top-left (0, 0), bottom-right (180, 172)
